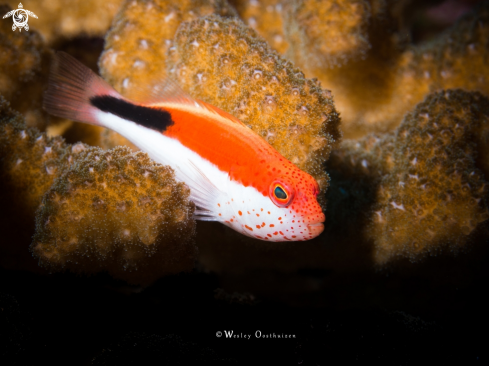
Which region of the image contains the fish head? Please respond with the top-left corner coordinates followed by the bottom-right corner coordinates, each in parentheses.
top-left (224, 168), bottom-right (325, 242)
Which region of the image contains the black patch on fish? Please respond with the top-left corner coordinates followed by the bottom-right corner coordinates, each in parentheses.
top-left (89, 95), bottom-right (174, 132)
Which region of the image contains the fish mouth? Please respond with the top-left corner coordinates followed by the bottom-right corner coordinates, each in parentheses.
top-left (307, 222), bottom-right (324, 236)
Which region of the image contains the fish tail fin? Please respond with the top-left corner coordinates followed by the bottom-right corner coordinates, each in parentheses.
top-left (43, 51), bottom-right (119, 126)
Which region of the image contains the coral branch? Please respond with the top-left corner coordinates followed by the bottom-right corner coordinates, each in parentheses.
top-left (32, 147), bottom-right (196, 285)
top-left (328, 90), bottom-right (489, 264)
top-left (0, 5), bottom-right (53, 131)
top-left (4, 0), bottom-right (124, 43)
top-left (99, 0), bottom-right (238, 98)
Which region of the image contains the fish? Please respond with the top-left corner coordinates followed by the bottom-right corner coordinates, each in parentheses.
top-left (43, 52), bottom-right (325, 242)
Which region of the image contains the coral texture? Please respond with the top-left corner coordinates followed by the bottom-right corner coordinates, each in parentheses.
top-left (0, 97), bottom-right (196, 283)
top-left (99, 0), bottom-right (237, 98)
top-left (0, 97), bottom-right (76, 213)
top-left (167, 15), bottom-right (341, 191)
top-left (329, 90), bottom-right (489, 264)
top-left (283, 0), bottom-right (373, 68)
top-left (286, 1), bottom-right (489, 137)
top-left (32, 147), bottom-right (196, 285)
top-left (5, 0), bottom-right (124, 43)
top-left (230, 0), bottom-right (289, 54)
top-left (0, 4), bottom-right (52, 131)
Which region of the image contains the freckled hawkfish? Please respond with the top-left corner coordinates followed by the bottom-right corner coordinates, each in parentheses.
top-left (43, 52), bottom-right (325, 241)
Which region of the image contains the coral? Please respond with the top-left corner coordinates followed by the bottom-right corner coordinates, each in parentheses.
top-left (0, 97), bottom-right (196, 283)
top-left (4, 0), bottom-right (124, 44)
top-left (281, 1), bottom-right (489, 138)
top-left (0, 97), bottom-right (77, 214)
top-left (99, 0), bottom-right (238, 99)
top-left (32, 146), bottom-right (196, 285)
top-left (328, 90), bottom-right (489, 264)
top-left (31, 147), bottom-right (196, 284)
top-left (230, 0), bottom-right (289, 54)
top-left (283, 0), bottom-right (373, 68)
top-left (167, 15), bottom-right (341, 191)
top-left (356, 0), bottom-right (489, 136)
top-left (0, 4), bottom-right (53, 131)
top-left (0, 96), bottom-right (78, 270)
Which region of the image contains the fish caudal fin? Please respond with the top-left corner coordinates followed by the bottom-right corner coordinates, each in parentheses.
top-left (43, 51), bottom-right (119, 126)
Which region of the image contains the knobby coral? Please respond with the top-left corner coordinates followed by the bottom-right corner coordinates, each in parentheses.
top-left (0, 4), bottom-right (52, 131)
top-left (99, 0), bottom-right (238, 98)
top-left (0, 97), bottom-right (196, 284)
top-left (229, 0), bottom-right (289, 54)
top-left (5, 0), bottom-right (124, 44)
top-left (32, 147), bottom-right (196, 285)
top-left (328, 90), bottom-right (489, 264)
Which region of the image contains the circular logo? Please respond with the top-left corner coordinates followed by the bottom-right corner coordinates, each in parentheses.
top-left (12, 9), bottom-right (28, 29)
top-left (216, 331), bottom-right (222, 337)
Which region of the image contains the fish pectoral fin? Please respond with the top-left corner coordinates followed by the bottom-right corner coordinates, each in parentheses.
top-left (179, 160), bottom-right (221, 221)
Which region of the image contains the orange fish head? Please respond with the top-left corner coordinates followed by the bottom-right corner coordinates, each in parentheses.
top-left (267, 171), bottom-right (325, 240)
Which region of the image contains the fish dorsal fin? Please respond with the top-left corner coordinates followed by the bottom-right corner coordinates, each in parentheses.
top-left (128, 79), bottom-right (247, 127)
top-left (196, 100), bottom-right (247, 127)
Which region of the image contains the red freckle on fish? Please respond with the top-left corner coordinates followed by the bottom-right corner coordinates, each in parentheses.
top-left (292, 236), bottom-right (297, 238)
top-left (292, 220), bottom-right (295, 223)
top-left (230, 219), bottom-right (234, 222)
top-left (245, 225), bottom-right (253, 231)
top-left (278, 217), bottom-right (282, 220)
top-left (256, 235), bottom-right (263, 239)
top-left (217, 203), bottom-right (220, 207)
top-left (256, 225), bottom-right (261, 229)
top-left (261, 208), bottom-right (263, 211)
top-left (268, 211), bottom-right (270, 214)
top-left (256, 214), bottom-right (259, 217)
top-left (261, 222), bottom-right (265, 227)
top-left (247, 211), bottom-right (250, 214)
top-left (270, 224), bottom-right (274, 227)
top-left (273, 231), bottom-right (278, 235)
top-left (280, 221), bottom-right (283, 224)
top-left (219, 213), bottom-right (222, 216)
top-left (279, 231), bottom-right (284, 235)
top-left (238, 211), bottom-right (243, 216)
top-left (265, 237), bottom-right (269, 240)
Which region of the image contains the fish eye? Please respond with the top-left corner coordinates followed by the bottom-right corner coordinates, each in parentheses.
top-left (269, 180), bottom-right (295, 207)
top-left (274, 186), bottom-right (287, 200)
